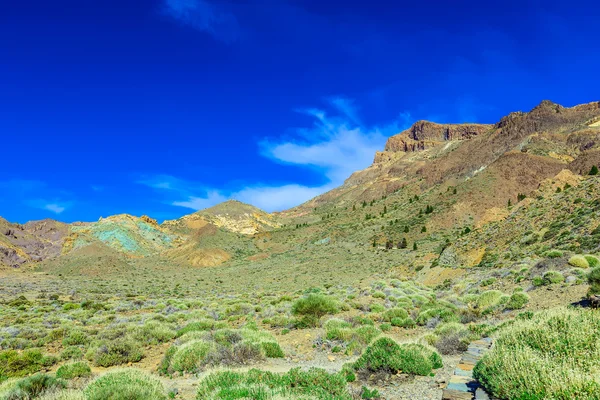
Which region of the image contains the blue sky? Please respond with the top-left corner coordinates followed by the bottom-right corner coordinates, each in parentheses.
top-left (1, 0), bottom-right (599, 223)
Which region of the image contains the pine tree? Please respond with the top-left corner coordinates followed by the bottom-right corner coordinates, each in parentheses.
top-left (508, 199), bottom-right (512, 207)
top-left (372, 238), bottom-right (377, 248)
top-left (398, 238), bottom-right (407, 249)
top-left (413, 242), bottom-right (418, 251)
top-left (590, 165), bottom-right (599, 176)
top-left (383, 205), bottom-right (387, 214)
top-left (453, 187), bottom-right (457, 195)
top-left (352, 204), bottom-right (356, 211)
top-left (421, 226), bottom-right (427, 233)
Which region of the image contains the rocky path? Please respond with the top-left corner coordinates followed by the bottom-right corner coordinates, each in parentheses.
top-left (441, 337), bottom-right (495, 400)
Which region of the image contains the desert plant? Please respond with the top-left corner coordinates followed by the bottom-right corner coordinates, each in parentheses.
top-left (543, 270), bottom-right (564, 285)
top-left (474, 308), bottom-right (600, 399)
top-left (84, 369), bottom-right (166, 400)
top-left (569, 255), bottom-right (590, 269)
top-left (587, 267), bottom-right (600, 295)
top-left (291, 294), bottom-right (338, 327)
top-left (196, 368), bottom-right (352, 399)
top-left (56, 362), bottom-right (92, 379)
top-left (352, 338), bottom-right (442, 376)
top-left (505, 292), bottom-right (530, 310)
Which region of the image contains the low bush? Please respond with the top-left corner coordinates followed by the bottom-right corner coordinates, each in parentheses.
top-left (1, 374), bottom-right (65, 399)
top-left (381, 308), bottom-right (409, 322)
top-left (291, 294), bottom-right (338, 327)
top-left (161, 328), bottom-right (283, 374)
top-left (545, 250), bottom-right (563, 258)
top-left (352, 338), bottom-right (442, 376)
top-left (196, 367), bottom-right (352, 399)
top-left (0, 349), bottom-right (57, 379)
top-left (62, 331), bottom-right (88, 346)
top-left (88, 339), bottom-right (143, 367)
top-left (505, 292), bottom-right (530, 310)
top-left (585, 255), bottom-right (600, 268)
top-left (543, 270), bottom-right (564, 285)
top-left (84, 369), bottom-right (166, 400)
top-left (56, 362), bottom-right (92, 379)
top-left (474, 308), bottom-right (600, 400)
top-left (588, 267), bottom-right (600, 295)
top-left (569, 255), bottom-right (590, 269)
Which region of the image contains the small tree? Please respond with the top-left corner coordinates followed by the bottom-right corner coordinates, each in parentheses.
top-left (421, 226), bottom-right (427, 233)
top-left (588, 267), bottom-right (600, 296)
top-left (413, 242), bottom-right (418, 251)
top-left (398, 238), bottom-right (408, 249)
top-left (404, 226), bottom-right (409, 233)
top-left (590, 165), bottom-right (599, 176)
top-left (507, 199), bottom-right (512, 207)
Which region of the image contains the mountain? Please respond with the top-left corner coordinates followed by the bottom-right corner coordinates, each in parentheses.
top-left (0, 218), bottom-right (68, 268)
top-left (163, 200), bottom-right (280, 236)
top-left (2, 100), bottom-right (599, 278)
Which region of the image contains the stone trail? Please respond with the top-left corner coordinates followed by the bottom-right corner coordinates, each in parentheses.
top-left (441, 337), bottom-right (497, 400)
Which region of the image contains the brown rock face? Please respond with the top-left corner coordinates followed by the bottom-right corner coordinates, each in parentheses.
top-left (384, 121), bottom-right (492, 153)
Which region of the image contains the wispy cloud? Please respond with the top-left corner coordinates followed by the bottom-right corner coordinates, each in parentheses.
top-left (43, 203), bottom-right (67, 214)
top-left (162, 0), bottom-right (240, 43)
top-left (262, 99), bottom-right (411, 184)
top-left (139, 97), bottom-right (411, 212)
top-left (26, 199), bottom-right (71, 215)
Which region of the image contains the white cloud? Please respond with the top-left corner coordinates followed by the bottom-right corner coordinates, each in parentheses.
top-left (26, 199), bottom-right (71, 215)
top-left (162, 0), bottom-right (240, 43)
top-left (262, 101), bottom-right (411, 184)
top-left (44, 203), bottom-right (67, 214)
top-left (140, 97), bottom-right (412, 212)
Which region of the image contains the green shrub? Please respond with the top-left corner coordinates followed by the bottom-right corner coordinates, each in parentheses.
top-left (170, 340), bottom-right (212, 373)
top-left (261, 342), bottom-right (284, 358)
top-left (62, 330), bottom-right (87, 346)
top-left (588, 267), bottom-right (600, 295)
top-left (505, 292), bottom-right (530, 310)
top-left (90, 339), bottom-right (143, 367)
top-left (585, 255), bottom-right (600, 268)
top-left (543, 270), bottom-right (564, 285)
top-left (291, 294), bottom-right (338, 327)
top-left (56, 362), bottom-right (92, 379)
top-left (391, 317), bottom-right (416, 328)
top-left (196, 367), bottom-right (351, 399)
top-left (1, 374), bottom-right (65, 399)
top-left (0, 349), bottom-right (57, 379)
top-left (60, 347), bottom-right (83, 361)
top-left (84, 369), bottom-right (166, 400)
top-left (545, 250), bottom-right (563, 258)
top-left (352, 338), bottom-right (442, 376)
top-left (474, 308), bottom-right (600, 400)
top-left (381, 308), bottom-right (409, 322)
top-left (176, 320), bottom-right (226, 338)
top-left (569, 255), bottom-right (590, 269)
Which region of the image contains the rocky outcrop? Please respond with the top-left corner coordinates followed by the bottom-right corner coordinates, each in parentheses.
top-left (384, 121), bottom-right (492, 153)
top-left (0, 218), bottom-right (68, 268)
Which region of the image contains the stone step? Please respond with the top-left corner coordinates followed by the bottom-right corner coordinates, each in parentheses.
top-left (442, 388), bottom-right (474, 400)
